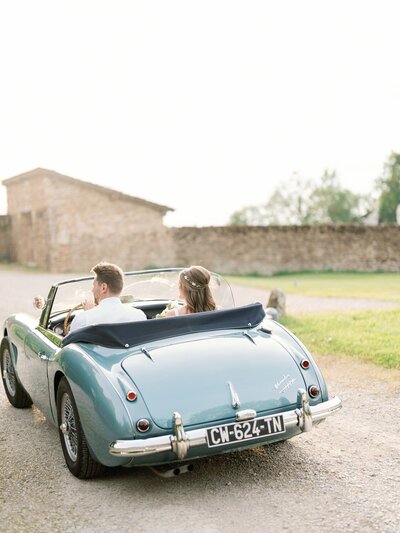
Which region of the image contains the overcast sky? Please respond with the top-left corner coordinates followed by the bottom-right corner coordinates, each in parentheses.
top-left (0, 1), bottom-right (399, 226)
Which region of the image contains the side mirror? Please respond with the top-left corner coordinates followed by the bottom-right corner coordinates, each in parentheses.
top-left (33, 296), bottom-right (46, 310)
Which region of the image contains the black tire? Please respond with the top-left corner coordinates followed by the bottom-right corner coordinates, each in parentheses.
top-left (56, 376), bottom-right (106, 479)
top-left (0, 338), bottom-right (32, 408)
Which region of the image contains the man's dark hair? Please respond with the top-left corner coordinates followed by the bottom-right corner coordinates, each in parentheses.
top-left (91, 262), bottom-right (124, 295)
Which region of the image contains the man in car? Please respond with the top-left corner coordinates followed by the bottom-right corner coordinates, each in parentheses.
top-left (69, 262), bottom-right (146, 333)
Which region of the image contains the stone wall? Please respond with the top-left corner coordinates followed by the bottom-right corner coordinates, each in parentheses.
top-left (40, 180), bottom-right (173, 272)
top-left (3, 214), bottom-right (400, 274)
top-left (2, 169), bottom-right (400, 274)
top-left (171, 224), bottom-right (400, 274)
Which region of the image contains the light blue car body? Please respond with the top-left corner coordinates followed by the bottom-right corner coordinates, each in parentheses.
top-left (2, 268), bottom-right (341, 470)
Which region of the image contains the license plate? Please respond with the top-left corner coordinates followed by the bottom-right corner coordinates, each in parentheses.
top-left (206, 414), bottom-right (285, 448)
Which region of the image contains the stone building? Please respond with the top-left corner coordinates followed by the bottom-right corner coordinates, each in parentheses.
top-left (1, 168), bottom-right (175, 272)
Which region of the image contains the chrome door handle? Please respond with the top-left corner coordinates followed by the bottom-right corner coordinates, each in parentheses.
top-left (38, 352), bottom-right (48, 361)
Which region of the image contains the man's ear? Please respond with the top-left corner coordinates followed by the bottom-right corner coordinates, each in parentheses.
top-left (100, 282), bottom-right (108, 295)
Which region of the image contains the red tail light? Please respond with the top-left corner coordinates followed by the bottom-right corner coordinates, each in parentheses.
top-left (136, 419), bottom-right (150, 432)
top-left (300, 359), bottom-right (310, 369)
top-left (308, 385), bottom-right (320, 398)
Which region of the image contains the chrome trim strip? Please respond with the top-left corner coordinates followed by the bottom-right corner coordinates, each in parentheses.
top-left (227, 381), bottom-right (240, 409)
top-left (109, 395), bottom-right (342, 459)
top-left (242, 331), bottom-right (256, 345)
top-left (235, 409), bottom-right (257, 421)
top-left (141, 347), bottom-right (153, 362)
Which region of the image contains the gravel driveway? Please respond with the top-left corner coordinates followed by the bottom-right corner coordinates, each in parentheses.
top-left (0, 270), bottom-right (399, 533)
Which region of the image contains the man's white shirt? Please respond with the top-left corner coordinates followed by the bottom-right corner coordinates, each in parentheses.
top-left (69, 297), bottom-right (147, 333)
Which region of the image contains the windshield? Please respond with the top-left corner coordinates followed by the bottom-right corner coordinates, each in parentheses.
top-left (50, 268), bottom-right (235, 318)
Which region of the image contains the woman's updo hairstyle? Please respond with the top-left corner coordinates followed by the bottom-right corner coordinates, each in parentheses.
top-left (179, 265), bottom-right (217, 314)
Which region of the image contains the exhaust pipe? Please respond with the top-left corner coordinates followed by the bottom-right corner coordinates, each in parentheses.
top-left (150, 463), bottom-right (194, 478)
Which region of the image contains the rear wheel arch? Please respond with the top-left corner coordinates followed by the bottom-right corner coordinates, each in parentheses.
top-left (0, 337), bottom-right (32, 408)
top-left (53, 370), bottom-right (65, 402)
top-left (56, 376), bottom-right (106, 478)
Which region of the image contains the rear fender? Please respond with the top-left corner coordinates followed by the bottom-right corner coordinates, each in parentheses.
top-left (51, 346), bottom-right (136, 467)
top-left (262, 319), bottom-right (329, 401)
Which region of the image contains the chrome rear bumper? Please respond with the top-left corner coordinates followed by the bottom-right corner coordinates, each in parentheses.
top-left (109, 392), bottom-right (342, 460)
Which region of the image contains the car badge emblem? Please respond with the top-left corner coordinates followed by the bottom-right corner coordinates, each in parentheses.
top-left (275, 374), bottom-right (296, 394)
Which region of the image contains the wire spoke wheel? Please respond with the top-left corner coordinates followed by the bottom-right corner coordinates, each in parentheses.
top-left (60, 392), bottom-right (78, 461)
top-left (56, 377), bottom-right (106, 478)
top-left (2, 347), bottom-right (16, 397)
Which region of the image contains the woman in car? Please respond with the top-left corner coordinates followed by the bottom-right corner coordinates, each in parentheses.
top-left (164, 265), bottom-right (217, 317)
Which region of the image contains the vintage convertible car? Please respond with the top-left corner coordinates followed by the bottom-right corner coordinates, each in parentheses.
top-left (1, 268), bottom-right (341, 478)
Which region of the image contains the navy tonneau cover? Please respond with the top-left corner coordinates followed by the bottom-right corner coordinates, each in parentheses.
top-left (62, 303), bottom-right (265, 349)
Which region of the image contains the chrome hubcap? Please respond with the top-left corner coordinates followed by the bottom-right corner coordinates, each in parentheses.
top-left (60, 393), bottom-right (78, 461)
top-left (2, 348), bottom-right (16, 396)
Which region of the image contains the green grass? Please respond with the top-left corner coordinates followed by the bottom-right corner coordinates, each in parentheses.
top-left (281, 308), bottom-right (400, 369)
top-left (226, 271), bottom-right (400, 369)
top-left (225, 271), bottom-right (400, 302)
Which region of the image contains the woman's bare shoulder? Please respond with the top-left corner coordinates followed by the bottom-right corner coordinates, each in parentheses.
top-left (166, 305), bottom-right (190, 317)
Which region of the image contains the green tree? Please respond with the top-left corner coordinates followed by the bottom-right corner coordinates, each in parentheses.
top-left (377, 152), bottom-right (400, 223)
top-left (229, 205), bottom-right (270, 225)
top-left (307, 170), bottom-right (373, 224)
top-left (229, 170), bottom-right (373, 225)
top-left (229, 174), bottom-right (315, 225)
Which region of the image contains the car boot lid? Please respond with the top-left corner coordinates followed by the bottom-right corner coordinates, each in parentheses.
top-left (121, 333), bottom-right (306, 429)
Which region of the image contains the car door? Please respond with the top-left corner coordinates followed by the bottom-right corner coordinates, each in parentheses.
top-left (23, 328), bottom-right (59, 419)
